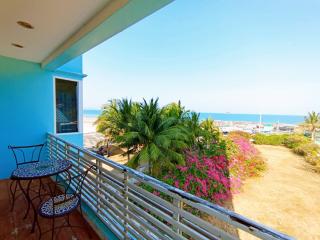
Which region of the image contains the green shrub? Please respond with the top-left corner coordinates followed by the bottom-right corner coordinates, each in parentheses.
top-left (292, 143), bottom-right (319, 156)
top-left (253, 133), bottom-right (320, 173)
top-left (224, 138), bottom-right (239, 159)
top-left (253, 133), bottom-right (288, 145)
top-left (228, 131), bottom-right (251, 140)
top-left (283, 134), bottom-right (310, 149)
top-left (305, 153), bottom-right (320, 172)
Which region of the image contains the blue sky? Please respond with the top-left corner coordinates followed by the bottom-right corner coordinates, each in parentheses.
top-left (83, 0), bottom-right (320, 115)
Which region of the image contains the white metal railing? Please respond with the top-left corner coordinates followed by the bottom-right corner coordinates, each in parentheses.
top-left (47, 133), bottom-right (294, 240)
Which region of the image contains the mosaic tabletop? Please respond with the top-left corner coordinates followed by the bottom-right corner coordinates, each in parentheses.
top-left (11, 159), bottom-right (72, 180)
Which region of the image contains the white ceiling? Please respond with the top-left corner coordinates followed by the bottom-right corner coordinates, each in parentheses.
top-left (0, 0), bottom-right (111, 62)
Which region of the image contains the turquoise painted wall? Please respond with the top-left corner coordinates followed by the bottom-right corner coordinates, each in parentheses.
top-left (57, 56), bottom-right (83, 74)
top-left (0, 55), bottom-right (83, 179)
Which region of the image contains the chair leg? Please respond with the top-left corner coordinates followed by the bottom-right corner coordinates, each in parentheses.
top-left (80, 202), bottom-right (83, 217)
top-left (23, 180), bottom-right (33, 219)
top-left (10, 180), bottom-right (18, 211)
top-left (51, 217), bottom-right (55, 240)
top-left (66, 214), bottom-right (70, 227)
top-left (37, 216), bottom-right (42, 240)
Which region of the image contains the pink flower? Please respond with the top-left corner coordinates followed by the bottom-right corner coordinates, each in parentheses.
top-left (152, 191), bottom-right (160, 197)
top-left (177, 166), bottom-right (188, 172)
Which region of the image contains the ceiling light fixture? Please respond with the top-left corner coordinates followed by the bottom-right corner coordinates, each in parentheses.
top-left (11, 43), bottom-right (24, 48)
top-left (17, 21), bottom-right (34, 29)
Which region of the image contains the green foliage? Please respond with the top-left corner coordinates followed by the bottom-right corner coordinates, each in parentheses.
top-left (118, 98), bottom-right (189, 176)
top-left (253, 133), bottom-right (288, 145)
top-left (96, 98), bottom-right (265, 179)
top-left (302, 111), bottom-right (320, 141)
top-left (228, 131), bottom-right (251, 140)
top-left (224, 138), bottom-right (239, 160)
top-left (305, 154), bottom-right (320, 172)
top-left (200, 118), bottom-right (221, 140)
top-left (253, 132), bottom-right (320, 173)
top-left (95, 99), bottom-right (119, 137)
top-left (202, 139), bottom-right (228, 158)
top-left (293, 143), bottom-right (318, 156)
top-left (162, 101), bottom-right (188, 121)
top-left (283, 134), bottom-right (310, 149)
top-left (184, 112), bottom-right (202, 147)
top-left (291, 141), bottom-right (320, 172)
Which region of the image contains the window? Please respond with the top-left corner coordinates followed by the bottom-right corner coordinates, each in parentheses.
top-left (55, 78), bottom-right (78, 133)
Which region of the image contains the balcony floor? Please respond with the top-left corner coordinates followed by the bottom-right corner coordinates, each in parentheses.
top-left (0, 179), bottom-right (100, 240)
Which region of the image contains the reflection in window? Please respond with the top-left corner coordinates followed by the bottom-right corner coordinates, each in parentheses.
top-left (56, 79), bottom-right (78, 133)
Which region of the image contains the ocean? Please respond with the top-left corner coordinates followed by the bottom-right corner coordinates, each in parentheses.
top-left (84, 109), bottom-right (304, 125)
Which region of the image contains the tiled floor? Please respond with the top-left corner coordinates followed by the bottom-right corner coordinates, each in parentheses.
top-left (0, 179), bottom-right (100, 240)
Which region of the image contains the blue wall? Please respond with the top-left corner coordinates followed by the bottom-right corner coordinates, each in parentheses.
top-left (0, 55), bottom-right (84, 179)
top-left (57, 56), bottom-right (83, 74)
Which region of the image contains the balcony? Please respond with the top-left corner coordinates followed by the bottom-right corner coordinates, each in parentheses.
top-left (12, 133), bottom-right (291, 240)
top-left (0, 179), bottom-right (100, 240)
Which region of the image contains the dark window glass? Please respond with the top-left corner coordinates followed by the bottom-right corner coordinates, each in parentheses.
top-left (56, 79), bottom-right (78, 133)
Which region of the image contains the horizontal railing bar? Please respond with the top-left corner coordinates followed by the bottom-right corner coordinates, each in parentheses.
top-left (127, 181), bottom-right (174, 214)
top-left (128, 191), bottom-right (211, 240)
top-left (126, 198), bottom-right (185, 240)
top-left (86, 201), bottom-right (124, 240)
top-left (125, 210), bottom-right (167, 240)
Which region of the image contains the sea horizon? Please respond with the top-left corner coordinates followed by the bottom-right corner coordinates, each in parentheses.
top-left (84, 109), bottom-right (305, 125)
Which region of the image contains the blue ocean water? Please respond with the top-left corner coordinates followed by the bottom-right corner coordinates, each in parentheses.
top-left (84, 109), bottom-right (304, 125)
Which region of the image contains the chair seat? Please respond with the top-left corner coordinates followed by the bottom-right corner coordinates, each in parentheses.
top-left (38, 194), bottom-right (79, 218)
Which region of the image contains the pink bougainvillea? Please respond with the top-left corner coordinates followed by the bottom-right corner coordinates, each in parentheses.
top-left (162, 135), bottom-right (265, 204)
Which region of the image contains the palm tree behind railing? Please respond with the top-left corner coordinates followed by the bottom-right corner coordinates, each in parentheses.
top-left (302, 111), bottom-right (320, 141)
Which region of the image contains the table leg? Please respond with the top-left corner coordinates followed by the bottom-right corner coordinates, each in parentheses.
top-left (9, 180), bottom-right (18, 211)
top-left (17, 179), bottom-right (38, 233)
top-left (23, 179), bottom-right (32, 219)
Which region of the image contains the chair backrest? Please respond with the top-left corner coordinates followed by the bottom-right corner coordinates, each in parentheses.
top-left (66, 165), bottom-right (95, 197)
top-left (8, 143), bottom-right (45, 167)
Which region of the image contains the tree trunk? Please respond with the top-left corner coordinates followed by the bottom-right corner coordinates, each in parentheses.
top-left (127, 147), bottom-right (130, 161)
top-left (106, 141), bottom-right (110, 157)
top-left (312, 130), bottom-right (316, 141)
top-left (148, 160), bottom-right (152, 175)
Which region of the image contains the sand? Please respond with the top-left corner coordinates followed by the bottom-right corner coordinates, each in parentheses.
top-left (83, 116), bottom-right (105, 148)
top-left (232, 145), bottom-right (320, 239)
top-left (83, 116), bottom-right (97, 134)
top-left (83, 116), bottom-right (128, 164)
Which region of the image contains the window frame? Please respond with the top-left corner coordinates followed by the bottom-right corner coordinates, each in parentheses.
top-left (53, 76), bottom-right (83, 135)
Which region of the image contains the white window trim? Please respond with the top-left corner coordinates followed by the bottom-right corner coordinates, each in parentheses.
top-left (53, 76), bottom-right (83, 135)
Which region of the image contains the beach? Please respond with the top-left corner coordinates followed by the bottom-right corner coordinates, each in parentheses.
top-left (83, 116), bottom-right (105, 148)
top-left (83, 112), bottom-right (298, 138)
top-left (83, 116), bottom-right (97, 133)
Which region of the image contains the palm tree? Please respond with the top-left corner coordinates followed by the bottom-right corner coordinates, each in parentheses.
top-left (95, 100), bottom-right (120, 156)
top-left (95, 99), bottom-right (139, 159)
top-left (118, 98), bottom-right (189, 176)
top-left (200, 118), bottom-right (220, 137)
top-left (184, 111), bottom-right (202, 147)
top-left (303, 111), bottom-right (320, 141)
top-left (162, 101), bottom-right (189, 122)
top-left (198, 118), bottom-right (221, 149)
top-left (111, 99), bottom-right (140, 160)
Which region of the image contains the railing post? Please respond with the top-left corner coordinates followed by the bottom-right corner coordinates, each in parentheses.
top-left (48, 135), bottom-right (52, 161)
top-left (54, 137), bottom-right (58, 160)
top-left (77, 148), bottom-right (80, 168)
top-left (96, 159), bottom-right (102, 214)
top-left (123, 169), bottom-right (129, 240)
top-left (64, 143), bottom-right (69, 160)
top-left (173, 198), bottom-right (183, 235)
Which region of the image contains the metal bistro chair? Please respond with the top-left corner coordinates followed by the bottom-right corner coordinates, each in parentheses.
top-left (8, 143), bottom-right (46, 211)
top-left (37, 165), bottom-right (95, 240)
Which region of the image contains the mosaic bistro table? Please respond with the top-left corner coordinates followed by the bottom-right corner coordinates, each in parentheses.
top-left (11, 159), bottom-right (72, 232)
